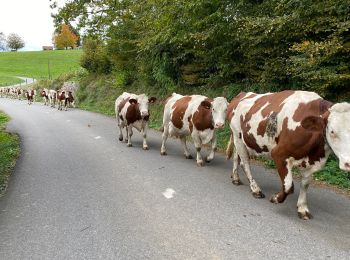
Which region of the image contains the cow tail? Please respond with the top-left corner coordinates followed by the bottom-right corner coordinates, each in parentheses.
top-left (226, 131), bottom-right (234, 160)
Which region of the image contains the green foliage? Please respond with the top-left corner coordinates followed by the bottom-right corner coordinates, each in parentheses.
top-left (80, 38), bottom-right (112, 74)
top-left (51, 0), bottom-right (350, 99)
top-left (0, 112), bottom-right (20, 196)
top-left (315, 155), bottom-right (350, 190)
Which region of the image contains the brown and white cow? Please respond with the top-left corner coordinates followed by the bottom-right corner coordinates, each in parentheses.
top-left (40, 88), bottom-right (49, 105)
top-left (161, 93), bottom-right (228, 166)
top-left (66, 91), bottom-right (75, 108)
top-left (48, 89), bottom-right (57, 107)
top-left (115, 92), bottom-right (156, 149)
top-left (25, 89), bottom-right (35, 105)
top-left (57, 90), bottom-right (68, 111)
top-left (226, 90), bottom-right (350, 219)
top-left (16, 88), bottom-right (23, 100)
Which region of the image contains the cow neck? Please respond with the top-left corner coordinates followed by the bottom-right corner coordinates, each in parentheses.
top-left (322, 107), bottom-right (332, 150)
top-left (192, 105), bottom-right (214, 131)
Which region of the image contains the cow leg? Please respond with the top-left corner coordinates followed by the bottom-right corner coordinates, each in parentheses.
top-left (235, 138), bottom-right (264, 198)
top-left (270, 157), bottom-right (294, 204)
top-left (116, 113), bottom-right (124, 142)
top-left (231, 150), bottom-right (242, 185)
top-left (160, 124), bottom-right (169, 156)
top-left (141, 124), bottom-right (149, 150)
top-left (297, 169), bottom-right (313, 220)
top-left (127, 125), bottom-right (133, 147)
top-left (180, 137), bottom-right (192, 159)
top-left (192, 131), bottom-right (204, 166)
top-left (205, 135), bottom-right (217, 163)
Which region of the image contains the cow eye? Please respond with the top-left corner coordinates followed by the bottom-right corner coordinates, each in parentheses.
top-left (330, 130), bottom-right (337, 138)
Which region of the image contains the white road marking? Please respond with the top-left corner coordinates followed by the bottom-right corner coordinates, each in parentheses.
top-left (162, 188), bottom-right (176, 199)
top-left (94, 136), bottom-right (101, 139)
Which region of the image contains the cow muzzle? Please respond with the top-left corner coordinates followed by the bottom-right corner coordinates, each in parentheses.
top-left (141, 111), bottom-right (149, 117)
top-left (340, 162), bottom-right (350, 172)
top-left (214, 122), bottom-right (225, 129)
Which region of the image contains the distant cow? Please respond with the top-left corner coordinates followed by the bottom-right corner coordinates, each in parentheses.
top-left (58, 89), bottom-right (75, 110)
top-left (16, 88), bottom-right (23, 100)
top-left (161, 93), bottom-right (228, 166)
top-left (115, 92), bottom-right (156, 149)
top-left (0, 87), bottom-right (5, 97)
top-left (48, 89), bottom-right (57, 107)
top-left (41, 88), bottom-right (49, 105)
top-left (25, 89), bottom-right (35, 105)
top-left (226, 90), bottom-right (350, 219)
top-left (57, 90), bottom-right (67, 111)
top-left (66, 91), bottom-right (75, 108)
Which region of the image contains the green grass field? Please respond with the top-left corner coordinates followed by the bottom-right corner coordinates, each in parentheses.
top-left (0, 50), bottom-right (82, 80)
top-left (0, 111), bottom-right (20, 196)
top-left (0, 73), bottom-right (23, 86)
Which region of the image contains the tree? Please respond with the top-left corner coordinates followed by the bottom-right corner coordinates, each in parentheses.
top-left (7, 33), bottom-right (24, 51)
top-left (54, 24), bottom-right (78, 49)
top-left (0, 32), bottom-right (7, 51)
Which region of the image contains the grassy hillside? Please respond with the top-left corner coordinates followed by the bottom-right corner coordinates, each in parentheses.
top-left (0, 111), bottom-right (20, 196)
top-left (0, 73), bottom-right (23, 86)
top-left (0, 50), bottom-right (82, 80)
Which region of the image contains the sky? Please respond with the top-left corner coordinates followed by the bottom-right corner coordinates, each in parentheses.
top-left (0, 0), bottom-right (62, 51)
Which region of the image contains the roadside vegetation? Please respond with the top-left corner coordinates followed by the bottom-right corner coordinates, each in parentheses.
top-left (0, 111), bottom-right (20, 196)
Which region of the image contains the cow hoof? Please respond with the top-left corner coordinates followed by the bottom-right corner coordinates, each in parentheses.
top-left (232, 179), bottom-right (242, 186)
top-left (270, 193), bottom-right (281, 204)
top-left (298, 211), bottom-right (313, 220)
top-left (205, 158), bottom-right (212, 163)
top-left (118, 137), bottom-right (123, 141)
top-left (143, 146), bottom-right (149, 150)
top-left (252, 191), bottom-right (265, 199)
top-left (185, 154), bottom-right (193, 159)
top-left (160, 151), bottom-right (167, 156)
top-left (127, 143), bottom-right (132, 147)
top-left (197, 161), bottom-right (204, 167)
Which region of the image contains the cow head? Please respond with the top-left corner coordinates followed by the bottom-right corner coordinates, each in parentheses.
top-left (129, 94), bottom-right (157, 119)
top-left (210, 97), bottom-right (228, 129)
top-left (41, 89), bottom-right (47, 97)
top-left (325, 102), bottom-right (350, 171)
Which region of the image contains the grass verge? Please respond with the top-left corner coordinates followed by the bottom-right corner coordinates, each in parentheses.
top-left (0, 111), bottom-right (20, 196)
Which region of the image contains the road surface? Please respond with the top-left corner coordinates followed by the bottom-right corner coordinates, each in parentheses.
top-left (0, 99), bottom-right (349, 259)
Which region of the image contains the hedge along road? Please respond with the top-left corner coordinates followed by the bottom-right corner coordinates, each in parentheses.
top-left (0, 99), bottom-right (349, 259)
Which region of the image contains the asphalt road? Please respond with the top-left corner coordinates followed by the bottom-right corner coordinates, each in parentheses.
top-left (0, 99), bottom-right (349, 259)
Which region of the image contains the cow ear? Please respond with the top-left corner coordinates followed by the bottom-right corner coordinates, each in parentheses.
top-left (200, 100), bottom-right (212, 109)
top-left (301, 116), bottom-right (325, 132)
top-left (149, 97), bottom-right (157, 103)
top-left (129, 98), bottom-right (137, 104)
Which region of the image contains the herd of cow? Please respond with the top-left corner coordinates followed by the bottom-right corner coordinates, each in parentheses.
top-left (0, 87), bottom-right (75, 110)
top-left (1, 86), bottom-right (349, 220)
top-left (116, 90), bottom-right (350, 220)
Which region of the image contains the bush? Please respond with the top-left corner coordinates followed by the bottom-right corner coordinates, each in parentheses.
top-left (80, 38), bottom-right (112, 74)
